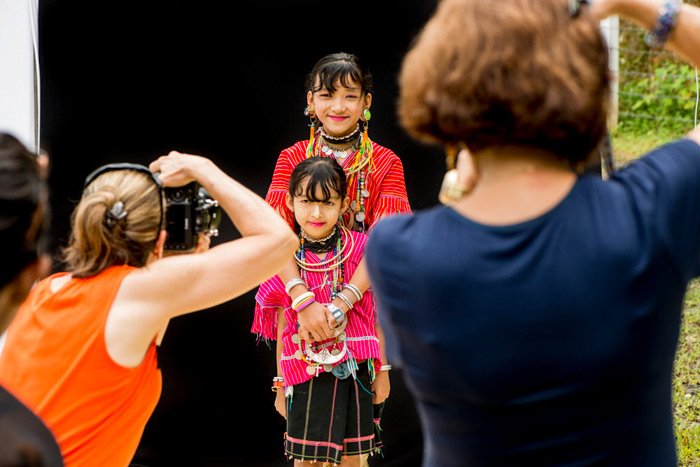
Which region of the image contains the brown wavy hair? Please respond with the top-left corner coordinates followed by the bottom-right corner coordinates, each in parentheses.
top-left (398, 0), bottom-right (610, 165)
top-left (63, 169), bottom-right (163, 277)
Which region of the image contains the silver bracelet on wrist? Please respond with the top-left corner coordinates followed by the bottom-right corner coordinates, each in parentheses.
top-left (335, 291), bottom-right (354, 310)
top-left (343, 283), bottom-right (363, 301)
top-left (285, 278), bottom-right (307, 296)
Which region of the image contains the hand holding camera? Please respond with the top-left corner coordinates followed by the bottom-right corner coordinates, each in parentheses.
top-left (150, 151), bottom-right (222, 252)
top-left (163, 182), bottom-right (221, 251)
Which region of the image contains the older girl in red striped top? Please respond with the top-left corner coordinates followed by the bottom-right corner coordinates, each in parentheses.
top-left (265, 51), bottom-right (411, 352)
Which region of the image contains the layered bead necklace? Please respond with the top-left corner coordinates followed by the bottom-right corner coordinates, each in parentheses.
top-left (306, 124), bottom-right (375, 232)
top-left (293, 225), bottom-right (356, 376)
top-left (295, 225), bottom-right (355, 284)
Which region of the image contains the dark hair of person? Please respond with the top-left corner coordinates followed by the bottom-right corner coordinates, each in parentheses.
top-left (289, 156), bottom-right (348, 204)
top-left (0, 133), bottom-right (43, 288)
top-left (63, 168), bottom-right (164, 278)
top-left (306, 52), bottom-right (374, 96)
top-left (398, 0), bottom-right (610, 165)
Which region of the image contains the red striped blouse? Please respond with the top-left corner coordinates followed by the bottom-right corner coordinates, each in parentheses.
top-left (265, 139), bottom-right (412, 231)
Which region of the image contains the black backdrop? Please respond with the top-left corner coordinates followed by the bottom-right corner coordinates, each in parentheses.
top-left (39, 1), bottom-right (444, 465)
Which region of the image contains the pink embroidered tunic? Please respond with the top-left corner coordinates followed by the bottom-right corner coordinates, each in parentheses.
top-left (265, 139), bottom-right (411, 232)
top-left (251, 230), bottom-right (381, 386)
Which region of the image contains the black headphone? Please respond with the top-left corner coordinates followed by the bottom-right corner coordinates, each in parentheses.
top-left (83, 163), bottom-right (164, 242)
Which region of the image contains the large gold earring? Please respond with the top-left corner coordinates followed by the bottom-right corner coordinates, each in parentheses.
top-left (438, 144), bottom-right (469, 205)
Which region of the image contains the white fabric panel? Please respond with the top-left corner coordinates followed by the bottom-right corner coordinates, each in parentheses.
top-left (0, 0), bottom-right (39, 153)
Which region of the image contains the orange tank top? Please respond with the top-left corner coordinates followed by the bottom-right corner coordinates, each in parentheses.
top-left (0, 265), bottom-right (162, 467)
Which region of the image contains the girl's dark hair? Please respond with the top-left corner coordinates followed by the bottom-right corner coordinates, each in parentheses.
top-left (289, 156), bottom-right (347, 202)
top-left (306, 52), bottom-right (373, 96)
top-left (0, 133), bottom-right (43, 288)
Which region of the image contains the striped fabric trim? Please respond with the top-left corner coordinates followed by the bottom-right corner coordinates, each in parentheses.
top-left (265, 139), bottom-right (411, 231)
top-left (285, 435), bottom-right (344, 451)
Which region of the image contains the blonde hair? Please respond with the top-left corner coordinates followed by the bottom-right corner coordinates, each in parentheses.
top-left (398, 0), bottom-right (610, 164)
top-left (63, 169), bottom-right (164, 277)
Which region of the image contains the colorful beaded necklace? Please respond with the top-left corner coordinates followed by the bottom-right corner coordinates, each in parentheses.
top-left (295, 225), bottom-right (354, 278)
top-left (306, 124), bottom-right (375, 232)
top-left (293, 226), bottom-right (355, 376)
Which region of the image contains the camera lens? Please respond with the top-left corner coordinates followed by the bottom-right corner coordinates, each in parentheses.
top-left (168, 189), bottom-right (186, 202)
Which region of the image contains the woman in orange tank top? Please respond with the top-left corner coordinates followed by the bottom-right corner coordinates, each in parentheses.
top-left (0, 151), bottom-right (297, 467)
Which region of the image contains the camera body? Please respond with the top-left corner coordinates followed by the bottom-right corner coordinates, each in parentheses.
top-left (164, 182), bottom-right (221, 251)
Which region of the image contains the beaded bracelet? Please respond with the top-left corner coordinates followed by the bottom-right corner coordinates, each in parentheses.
top-left (285, 278), bottom-right (307, 296)
top-left (291, 291), bottom-right (315, 311)
top-left (380, 364), bottom-right (392, 371)
top-left (644, 0), bottom-right (682, 49)
top-left (295, 297), bottom-right (316, 312)
top-left (271, 376), bottom-right (285, 392)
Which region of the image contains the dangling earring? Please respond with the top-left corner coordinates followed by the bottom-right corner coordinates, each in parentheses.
top-left (439, 170), bottom-right (467, 204)
top-left (360, 108), bottom-right (371, 139)
top-left (438, 144), bottom-right (474, 204)
top-left (305, 105), bottom-right (318, 158)
top-left (304, 106), bottom-right (317, 141)
top-left (359, 108), bottom-right (371, 156)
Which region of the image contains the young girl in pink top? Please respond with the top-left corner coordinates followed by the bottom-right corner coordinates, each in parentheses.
top-left (252, 156), bottom-right (390, 466)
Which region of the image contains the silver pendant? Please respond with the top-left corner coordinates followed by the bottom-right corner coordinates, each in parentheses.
top-left (291, 334), bottom-right (300, 344)
top-left (355, 212), bottom-right (365, 222)
top-left (350, 200), bottom-right (357, 211)
top-left (334, 150), bottom-right (347, 159)
top-left (323, 364), bottom-right (333, 372)
top-left (306, 365), bottom-right (317, 376)
top-left (304, 332), bottom-right (348, 364)
top-left (294, 350), bottom-right (303, 359)
top-left (361, 189), bottom-right (370, 198)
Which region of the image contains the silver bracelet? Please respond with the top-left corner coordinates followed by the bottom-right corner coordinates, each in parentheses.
top-left (343, 283), bottom-right (363, 301)
top-left (380, 364), bottom-right (392, 371)
top-left (335, 291), bottom-right (354, 310)
top-left (284, 278), bottom-right (307, 296)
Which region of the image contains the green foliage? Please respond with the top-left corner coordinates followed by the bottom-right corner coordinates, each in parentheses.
top-left (616, 9), bottom-right (699, 136)
top-left (618, 61), bottom-right (698, 135)
top-left (610, 126), bottom-right (681, 165)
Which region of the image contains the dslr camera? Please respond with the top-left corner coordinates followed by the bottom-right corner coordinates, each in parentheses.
top-left (164, 182), bottom-right (221, 251)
